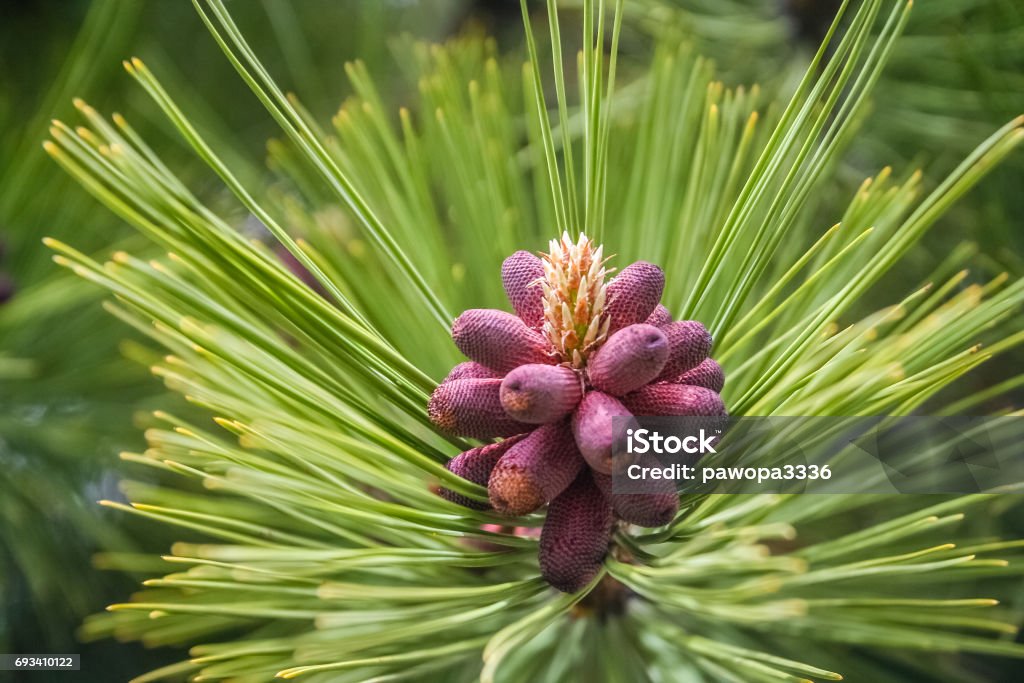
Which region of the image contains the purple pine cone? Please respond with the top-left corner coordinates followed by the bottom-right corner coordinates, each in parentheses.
top-left (645, 303), bottom-right (673, 327)
top-left (502, 250), bottom-right (546, 328)
top-left (671, 358), bottom-right (725, 393)
top-left (592, 470), bottom-right (679, 528)
top-left (604, 261), bottom-right (665, 333)
top-left (654, 320), bottom-right (713, 382)
top-left (500, 364), bottom-right (582, 424)
top-left (444, 361), bottom-right (501, 383)
top-left (539, 471), bottom-right (614, 593)
top-left (587, 324), bottom-right (669, 396)
top-left (452, 309), bottom-right (553, 374)
top-left (488, 422), bottom-right (583, 515)
top-left (428, 378), bottom-right (532, 439)
top-left (439, 436), bottom-right (526, 509)
top-left (433, 236), bottom-right (728, 593)
top-left (571, 391), bottom-right (632, 474)
top-left (622, 383), bottom-right (726, 417)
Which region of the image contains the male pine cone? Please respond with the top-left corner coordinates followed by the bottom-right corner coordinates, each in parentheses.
top-left (428, 233), bottom-right (727, 592)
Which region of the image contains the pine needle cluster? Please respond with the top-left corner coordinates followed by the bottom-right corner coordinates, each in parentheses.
top-left (35, 0), bottom-right (1024, 680)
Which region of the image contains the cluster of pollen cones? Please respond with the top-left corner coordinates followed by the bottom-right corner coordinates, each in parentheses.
top-left (429, 234), bottom-right (726, 592)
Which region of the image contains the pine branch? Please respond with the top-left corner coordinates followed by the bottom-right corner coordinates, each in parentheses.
top-left (38, 0), bottom-right (1024, 680)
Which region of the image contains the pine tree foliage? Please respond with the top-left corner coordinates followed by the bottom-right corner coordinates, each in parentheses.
top-left (41, 0), bottom-right (1024, 680)
top-left (611, 0), bottom-right (1024, 270)
top-left (1, 0), bottom-right (467, 655)
top-left (616, 0), bottom-right (1024, 156)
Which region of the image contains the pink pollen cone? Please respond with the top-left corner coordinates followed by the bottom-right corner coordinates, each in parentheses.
top-left (539, 471), bottom-right (614, 593)
top-left (587, 323), bottom-right (669, 396)
top-left (500, 364), bottom-right (582, 424)
top-left (571, 391), bottom-right (632, 474)
top-left (443, 361), bottom-right (501, 383)
top-left (452, 309), bottom-right (553, 374)
top-left (439, 435), bottom-right (525, 509)
top-left (488, 422), bottom-right (583, 516)
top-left (654, 320), bottom-right (713, 382)
top-left (604, 261), bottom-right (665, 332)
top-left (672, 358), bottom-right (724, 393)
top-left (622, 383), bottom-right (726, 417)
top-left (592, 470), bottom-right (679, 528)
top-left (501, 250), bottom-right (546, 328)
top-left (645, 303), bottom-right (672, 327)
top-left (428, 378), bottom-right (532, 439)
